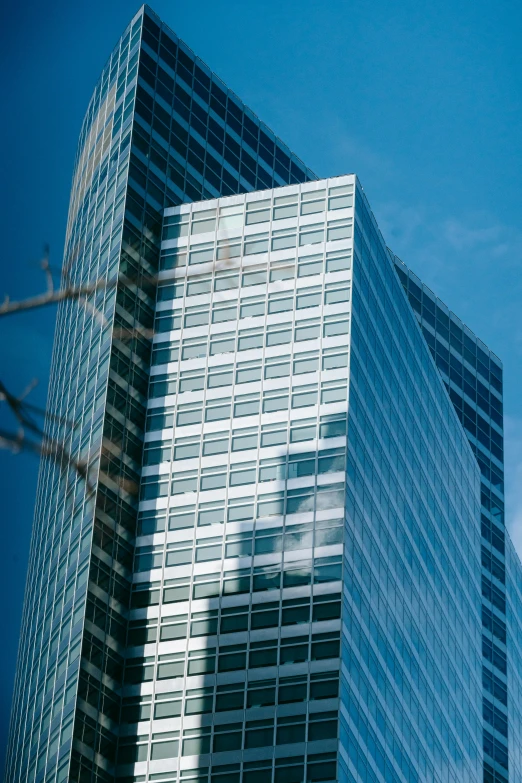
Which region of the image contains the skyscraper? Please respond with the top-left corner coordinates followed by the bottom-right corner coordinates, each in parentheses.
top-left (5, 7), bottom-right (313, 782)
top-left (4, 6), bottom-right (521, 783)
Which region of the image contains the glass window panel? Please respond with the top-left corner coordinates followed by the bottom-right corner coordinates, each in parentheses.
top-left (299, 227), bottom-right (324, 246)
top-left (272, 232), bottom-right (297, 251)
top-left (245, 236), bottom-right (269, 255)
top-left (211, 337), bottom-right (236, 355)
top-left (243, 269), bottom-right (267, 287)
top-left (214, 271), bottom-right (239, 290)
top-left (270, 262), bottom-right (295, 281)
top-left (273, 202), bottom-right (298, 220)
top-left (240, 297), bottom-right (265, 318)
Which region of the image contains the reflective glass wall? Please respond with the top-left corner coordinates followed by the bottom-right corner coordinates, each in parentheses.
top-left (394, 259), bottom-right (520, 782)
top-left (339, 185), bottom-right (484, 783)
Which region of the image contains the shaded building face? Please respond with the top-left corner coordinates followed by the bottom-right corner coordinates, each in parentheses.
top-left (5, 6), bottom-right (521, 783)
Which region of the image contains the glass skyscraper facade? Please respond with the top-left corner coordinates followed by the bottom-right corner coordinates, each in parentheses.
top-left (395, 259), bottom-right (522, 783)
top-left (4, 6), bottom-right (522, 783)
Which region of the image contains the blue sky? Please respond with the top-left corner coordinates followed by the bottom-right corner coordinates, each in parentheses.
top-left (1, 0), bottom-right (521, 760)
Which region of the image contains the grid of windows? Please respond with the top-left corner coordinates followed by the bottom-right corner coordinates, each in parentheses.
top-left (344, 185), bottom-right (484, 783)
top-left (394, 258), bottom-right (521, 781)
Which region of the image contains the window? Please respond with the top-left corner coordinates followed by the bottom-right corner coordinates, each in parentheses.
top-left (291, 419), bottom-right (316, 443)
top-left (323, 315), bottom-right (349, 337)
top-left (328, 183), bottom-right (353, 210)
top-left (232, 427), bottom-right (258, 451)
top-left (310, 672), bottom-right (339, 700)
top-left (296, 286), bottom-right (321, 309)
top-left (259, 457), bottom-right (286, 482)
top-left (272, 228), bottom-right (297, 251)
top-left (327, 217), bottom-right (352, 242)
top-left (263, 390), bottom-right (289, 413)
top-left (187, 275), bottom-right (212, 296)
top-left (324, 282), bottom-right (350, 305)
top-left (320, 413), bottom-right (346, 438)
top-left (294, 352), bottom-right (319, 375)
top-left (273, 194), bottom-right (298, 220)
top-left (173, 436), bottom-right (200, 460)
top-left (218, 204), bottom-right (243, 230)
top-left (276, 715), bottom-right (306, 745)
top-left (200, 466), bottom-right (227, 491)
top-left (208, 365), bottom-right (234, 388)
top-left (246, 199), bottom-right (271, 225)
top-left (203, 432), bottom-right (229, 456)
top-left (214, 269), bottom-right (239, 290)
top-left (216, 682), bottom-right (245, 712)
top-left (189, 244), bottom-right (214, 266)
top-left (249, 637), bottom-right (278, 667)
top-left (155, 309), bottom-right (182, 333)
top-left (198, 502), bottom-right (225, 527)
top-left (211, 335), bottom-right (235, 355)
top-left (171, 470), bottom-right (197, 495)
top-left (261, 422), bottom-right (287, 447)
top-left (298, 254), bottom-right (323, 277)
top-left (326, 249), bottom-right (351, 272)
top-left (292, 385), bottom-right (318, 408)
top-left (266, 324), bottom-right (292, 346)
top-left (236, 360), bottom-right (262, 384)
top-left (143, 442), bottom-right (171, 465)
top-left (157, 280), bottom-right (185, 301)
top-left (160, 616), bottom-right (188, 641)
top-left (230, 463), bottom-right (257, 486)
top-left (182, 338), bottom-right (207, 359)
top-left (247, 680), bottom-right (276, 708)
top-left (160, 248), bottom-right (187, 270)
top-left (163, 213), bottom-right (189, 239)
top-left (196, 538), bottom-right (223, 562)
top-left (146, 406), bottom-right (174, 431)
top-left (239, 327), bottom-right (263, 351)
top-left (191, 208), bottom-right (216, 235)
top-left (163, 577), bottom-right (191, 604)
top-left (265, 356), bottom-right (291, 379)
top-left (242, 268), bottom-right (267, 287)
top-left (268, 291), bottom-right (293, 313)
top-left (321, 380), bottom-right (347, 404)
top-left (234, 394), bottom-right (260, 417)
top-left (295, 318), bottom-right (320, 342)
top-left (205, 398), bottom-right (231, 422)
top-left (184, 686), bottom-right (213, 714)
top-left (179, 370), bottom-right (204, 392)
top-left (216, 241), bottom-right (241, 266)
top-left (299, 225), bottom-right (324, 246)
top-left (245, 719), bottom-right (274, 748)
top-left (182, 304), bottom-right (210, 331)
top-left (224, 533), bottom-right (253, 560)
top-left (169, 507), bottom-right (196, 531)
top-left (152, 344), bottom-right (179, 365)
top-left (270, 260), bottom-right (295, 281)
top-left (245, 233), bottom-right (269, 255)
top-left (212, 302), bottom-right (238, 323)
top-left (176, 402), bottom-right (202, 426)
top-left (301, 189), bottom-right (326, 215)
top-left (240, 295), bottom-right (265, 318)
top-left (218, 643), bottom-right (247, 672)
top-left (138, 510), bottom-right (166, 536)
top-left (322, 348), bottom-right (348, 370)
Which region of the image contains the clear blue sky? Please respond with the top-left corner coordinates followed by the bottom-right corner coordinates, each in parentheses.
top-left (1, 0), bottom-right (521, 762)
